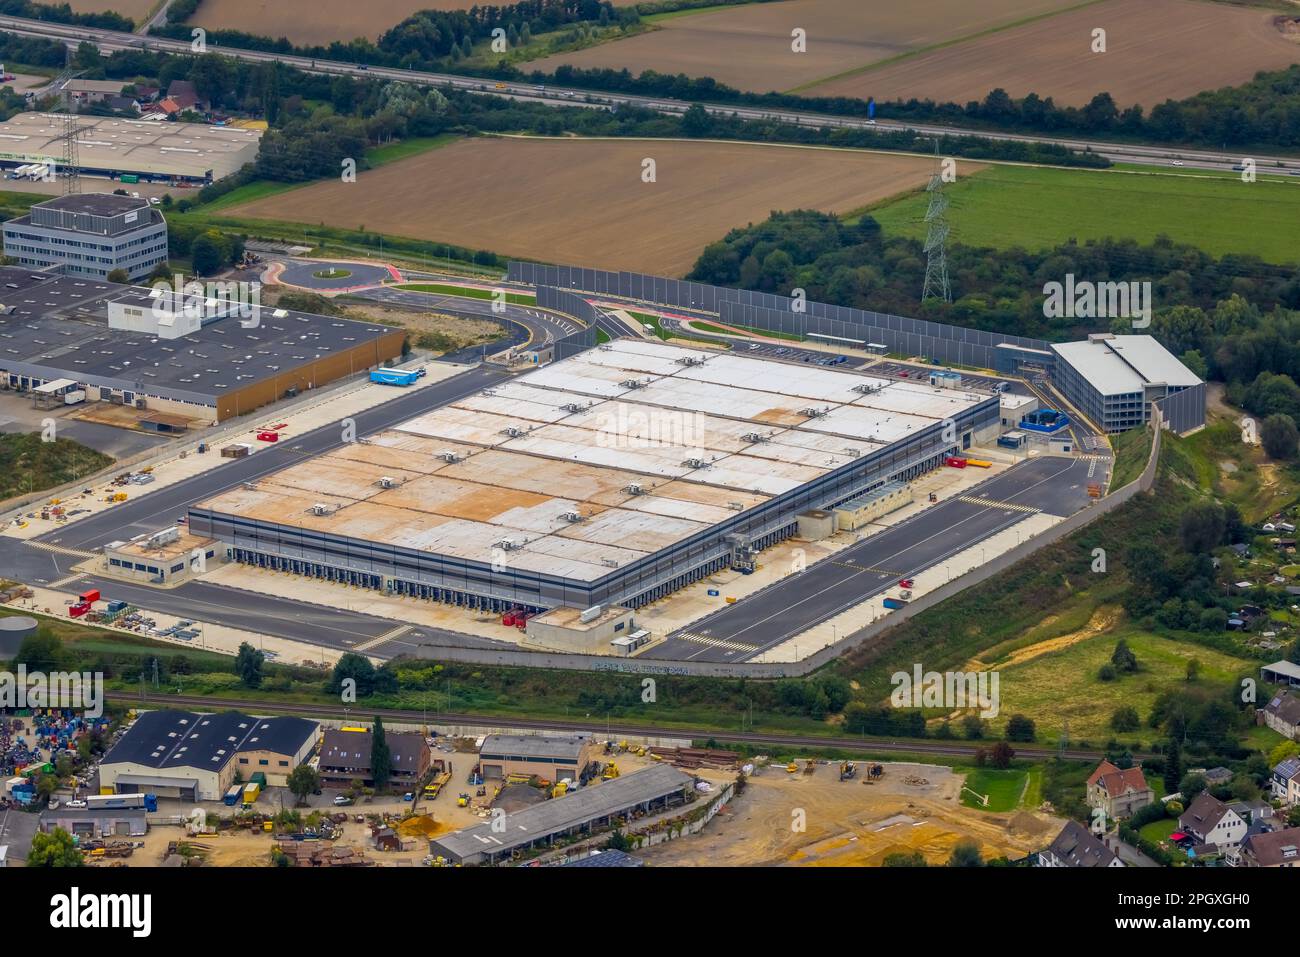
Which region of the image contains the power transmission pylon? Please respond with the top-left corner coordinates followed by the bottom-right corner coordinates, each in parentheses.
top-left (58, 110), bottom-right (82, 195)
top-left (921, 145), bottom-right (951, 304)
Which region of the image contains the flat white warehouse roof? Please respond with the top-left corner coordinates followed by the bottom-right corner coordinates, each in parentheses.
top-left (196, 340), bottom-right (990, 582)
top-left (1052, 335), bottom-right (1201, 397)
top-left (0, 113), bottom-right (262, 179)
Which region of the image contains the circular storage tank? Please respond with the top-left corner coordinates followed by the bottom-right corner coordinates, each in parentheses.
top-left (0, 615), bottom-right (38, 660)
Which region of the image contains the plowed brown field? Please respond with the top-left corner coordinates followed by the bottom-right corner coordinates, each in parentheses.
top-left (809, 0), bottom-right (1300, 107)
top-left (192, 0), bottom-right (638, 46)
top-left (528, 0), bottom-right (1085, 94)
top-left (226, 136), bottom-right (962, 275)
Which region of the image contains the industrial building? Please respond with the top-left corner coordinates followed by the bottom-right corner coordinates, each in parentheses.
top-left (104, 527), bottom-right (221, 585)
top-left (3, 193), bottom-right (168, 280)
top-left (99, 709), bottom-right (320, 799)
top-left (429, 764), bottom-right (693, 865)
top-left (478, 733), bottom-right (598, 782)
top-left (0, 267), bottom-right (405, 424)
top-left (40, 807), bottom-right (148, 839)
top-left (1050, 334), bottom-right (1204, 434)
top-left (0, 113), bottom-right (262, 184)
top-left (189, 338), bottom-right (1000, 615)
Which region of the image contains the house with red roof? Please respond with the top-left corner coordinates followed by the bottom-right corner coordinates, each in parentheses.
top-left (1086, 759), bottom-right (1154, 820)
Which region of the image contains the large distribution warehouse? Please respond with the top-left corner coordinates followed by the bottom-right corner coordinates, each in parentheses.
top-left (188, 339), bottom-right (1000, 612)
top-left (0, 113), bottom-right (262, 184)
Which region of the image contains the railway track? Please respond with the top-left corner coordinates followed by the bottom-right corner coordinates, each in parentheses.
top-left (112, 692), bottom-right (1122, 762)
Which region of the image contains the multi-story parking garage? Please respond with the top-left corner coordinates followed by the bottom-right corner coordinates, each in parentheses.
top-left (188, 340), bottom-right (1000, 612)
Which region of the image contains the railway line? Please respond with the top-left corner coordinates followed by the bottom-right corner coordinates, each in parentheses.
top-left (114, 691), bottom-right (1123, 762)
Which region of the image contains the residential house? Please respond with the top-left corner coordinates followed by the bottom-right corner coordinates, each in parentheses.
top-left (1038, 820), bottom-right (1123, 867)
top-left (165, 79), bottom-right (203, 112)
top-left (1179, 792), bottom-right (1248, 848)
top-left (1261, 689), bottom-right (1300, 740)
top-left (317, 726), bottom-right (431, 789)
top-left (105, 95), bottom-right (140, 115)
top-left (1271, 757), bottom-right (1300, 806)
top-left (1241, 826), bottom-right (1300, 867)
top-left (1086, 759), bottom-right (1154, 820)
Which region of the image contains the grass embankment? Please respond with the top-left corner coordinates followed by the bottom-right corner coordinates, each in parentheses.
top-left (0, 434), bottom-right (113, 501)
top-left (871, 164), bottom-right (1300, 263)
top-left (1109, 425), bottom-right (1151, 491)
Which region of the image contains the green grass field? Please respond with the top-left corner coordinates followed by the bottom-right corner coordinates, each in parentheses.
top-left (995, 627), bottom-right (1254, 743)
top-left (870, 164), bottom-right (1300, 263)
top-left (959, 768), bottom-right (1028, 811)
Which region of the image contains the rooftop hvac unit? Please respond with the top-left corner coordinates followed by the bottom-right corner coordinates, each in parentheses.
top-left (620, 379), bottom-right (642, 389)
top-left (601, 558), bottom-right (619, 568)
top-left (377, 476), bottom-right (397, 489)
top-left (682, 457), bottom-right (711, 469)
top-left (800, 407), bottom-right (829, 418)
top-left (727, 502), bottom-right (744, 511)
top-left (146, 526), bottom-right (180, 549)
top-left (852, 383), bottom-right (882, 395)
top-left (309, 503), bottom-right (333, 516)
top-left (741, 432), bottom-right (769, 443)
top-left (844, 448), bottom-right (862, 458)
top-left (494, 538), bottom-right (518, 551)
top-left (562, 402), bottom-right (589, 414)
top-left (624, 483), bottom-right (644, 495)
top-left (438, 450), bottom-right (459, 463)
top-left (675, 355), bottom-right (706, 366)
top-left (560, 511), bottom-right (583, 523)
top-left (501, 426), bottom-right (528, 438)
top-left (579, 605), bottom-right (603, 624)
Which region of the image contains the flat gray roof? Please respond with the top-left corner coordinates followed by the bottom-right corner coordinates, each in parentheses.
top-left (431, 765), bottom-right (692, 861)
top-left (1052, 335), bottom-right (1201, 396)
top-left (480, 733), bottom-right (591, 762)
top-left (1264, 660), bottom-right (1300, 681)
top-left (0, 268), bottom-right (397, 405)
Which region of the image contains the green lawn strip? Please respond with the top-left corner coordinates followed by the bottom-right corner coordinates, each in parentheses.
top-left (364, 133), bottom-right (458, 167)
top-left (393, 282), bottom-right (535, 305)
top-left (870, 163), bottom-right (1300, 263)
top-left (687, 318), bottom-right (803, 341)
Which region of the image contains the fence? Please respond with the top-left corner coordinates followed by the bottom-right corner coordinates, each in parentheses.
top-left (508, 261), bottom-right (1052, 367)
top-left (534, 286), bottom-right (599, 360)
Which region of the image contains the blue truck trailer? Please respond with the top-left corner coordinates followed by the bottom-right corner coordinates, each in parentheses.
top-left (370, 368), bottom-right (419, 387)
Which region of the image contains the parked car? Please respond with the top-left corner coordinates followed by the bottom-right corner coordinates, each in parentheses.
top-left (333, 795), bottom-right (353, 806)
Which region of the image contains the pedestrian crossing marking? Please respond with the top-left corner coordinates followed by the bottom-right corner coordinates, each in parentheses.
top-left (958, 496), bottom-right (1040, 514)
top-left (832, 561), bottom-right (903, 576)
top-left (353, 624), bottom-right (412, 652)
top-left (1074, 454), bottom-right (1109, 462)
top-left (27, 540), bottom-right (94, 558)
top-left (48, 573), bottom-right (86, 589)
top-left (672, 631), bottom-right (758, 653)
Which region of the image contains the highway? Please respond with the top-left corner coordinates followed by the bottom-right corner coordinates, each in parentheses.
top-left (643, 455), bottom-right (1101, 663)
top-left (0, 14), bottom-right (1295, 175)
top-left (116, 691), bottom-right (1125, 761)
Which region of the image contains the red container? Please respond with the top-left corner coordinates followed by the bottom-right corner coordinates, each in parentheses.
top-left (68, 602), bottom-right (90, 617)
top-left (78, 589), bottom-right (100, 604)
top-left (256, 431), bottom-right (279, 442)
top-left (945, 456), bottom-right (967, 468)
top-left (501, 612), bottom-right (517, 627)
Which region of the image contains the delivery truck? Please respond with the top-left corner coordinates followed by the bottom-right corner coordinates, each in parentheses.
top-left (882, 597), bottom-right (909, 610)
top-left (370, 368), bottom-right (419, 387)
